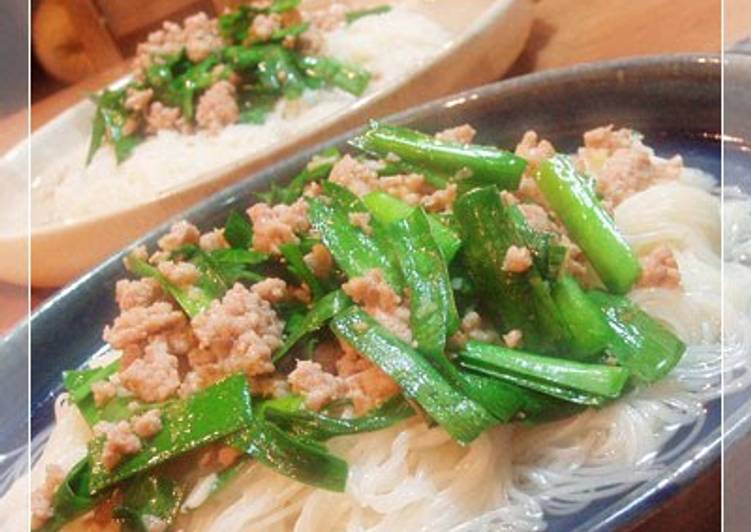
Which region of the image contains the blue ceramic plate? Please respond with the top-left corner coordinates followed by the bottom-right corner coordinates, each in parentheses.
top-left (6, 54), bottom-right (742, 530)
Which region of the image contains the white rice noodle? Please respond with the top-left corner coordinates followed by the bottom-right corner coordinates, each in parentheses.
top-left (13, 172), bottom-right (751, 532)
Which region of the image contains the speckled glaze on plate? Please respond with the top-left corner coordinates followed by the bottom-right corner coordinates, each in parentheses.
top-left (7, 54), bottom-right (730, 530)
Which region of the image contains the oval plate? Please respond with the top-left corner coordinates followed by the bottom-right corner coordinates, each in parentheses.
top-left (0, 0), bottom-right (533, 287)
top-left (7, 54), bottom-right (737, 531)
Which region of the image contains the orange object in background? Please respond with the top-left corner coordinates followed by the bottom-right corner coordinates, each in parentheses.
top-left (32, 0), bottom-right (231, 85)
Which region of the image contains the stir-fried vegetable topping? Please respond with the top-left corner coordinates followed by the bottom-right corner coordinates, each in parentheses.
top-left (41, 121), bottom-right (691, 531)
top-left (87, 3), bottom-right (375, 165)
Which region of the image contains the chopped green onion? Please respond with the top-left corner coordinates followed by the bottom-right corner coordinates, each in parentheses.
top-left (536, 156), bottom-right (641, 293)
top-left (38, 459), bottom-right (99, 532)
top-left (589, 290), bottom-right (686, 382)
top-left (454, 186), bottom-right (570, 354)
top-left (460, 341), bottom-right (630, 399)
top-left (330, 307), bottom-right (495, 444)
top-left (257, 147), bottom-right (341, 205)
top-left (388, 207), bottom-right (459, 356)
top-left (223, 210), bottom-right (253, 249)
top-left (363, 191), bottom-right (462, 262)
top-left (274, 289), bottom-right (352, 361)
top-left (89, 375), bottom-right (254, 493)
top-left (125, 254), bottom-right (214, 318)
top-left (112, 474), bottom-right (184, 531)
top-left (307, 197), bottom-right (403, 291)
top-left (279, 242), bottom-right (325, 300)
top-left (298, 55), bottom-right (371, 96)
top-left (350, 121), bottom-right (526, 190)
top-left (264, 394), bottom-right (414, 440)
top-left (228, 419), bottom-right (348, 492)
top-left (552, 276), bottom-right (611, 358)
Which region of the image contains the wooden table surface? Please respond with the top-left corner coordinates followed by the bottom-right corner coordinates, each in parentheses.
top-left (3, 0), bottom-right (741, 528)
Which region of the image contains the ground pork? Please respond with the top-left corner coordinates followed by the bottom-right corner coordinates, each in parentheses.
top-left (199, 443), bottom-right (243, 472)
top-left (132, 21), bottom-right (186, 77)
top-left (637, 245), bottom-right (681, 289)
top-left (127, 245), bottom-right (149, 264)
top-left (132, 12), bottom-right (222, 77)
top-left (514, 131), bottom-right (556, 206)
top-left (348, 211), bottom-right (372, 234)
top-left (582, 125), bottom-right (635, 152)
top-left (158, 221), bottom-right (201, 252)
top-left (146, 102), bottom-right (182, 133)
top-left (125, 87), bottom-right (153, 112)
top-left (342, 269), bottom-right (401, 311)
top-left (515, 130), bottom-right (556, 168)
top-left (103, 302), bottom-right (187, 351)
top-left (247, 198), bottom-right (310, 254)
top-left (183, 12), bottom-right (223, 62)
top-left (577, 126), bottom-right (683, 206)
top-left (250, 13), bottom-right (282, 40)
top-left (190, 283), bottom-right (284, 384)
top-left (164, 322), bottom-right (198, 356)
top-left (119, 338), bottom-right (182, 402)
top-left (31, 464), bottom-right (66, 529)
top-left (157, 260), bottom-right (201, 287)
top-left (435, 124), bottom-right (476, 144)
top-left (196, 81), bottom-right (239, 134)
top-left (502, 245), bottom-right (533, 273)
top-left (518, 203), bottom-right (555, 233)
top-left (335, 340), bottom-right (372, 377)
top-left (289, 346), bottom-right (399, 415)
top-left (594, 148), bottom-right (682, 206)
top-left (346, 366), bottom-right (400, 415)
top-left (251, 277), bottom-right (288, 303)
top-left (329, 154), bottom-right (380, 197)
top-left (131, 409), bottom-right (163, 439)
top-left (94, 420), bottom-right (142, 470)
top-left (290, 283), bottom-right (312, 304)
top-left (141, 515), bottom-right (168, 532)
top-left (371, 305), bottom-right (412, 343)
top-left (310, 341), bottom-right (341, 374)
top-left (308, 2), bottom-right (347, 31)
top-left (250, 373), bottom-right (290, 398)
top-left (450, 310), bottom-right (500, 348)
top-left (303, 243), bottom-right (334, 278)
top-left (178, 371), bottom-right (203, 399)
top-left (92, 380), bottom-right (117, 408)
top-left (503, 329), bottom-right (523, 348)
top-left (500, 190), bottom-right (520, 206)
top-left (288, 360), bottom-right (349, 411)
top-left (342, 269), bottom-right (412, 341)
top-left (298, 27), bottom-right (325, 54)
top-left (303, 181), bottom-right (323, 197)
top-left (199, 228), bottom-right (229, 251)
top-left (336, 341), bottom-right (399, 414)
top-left (421, 183), bottom-right (457, 213)
top-left (115, 278), bottom-right (163, 311)
top-left (379, 173), bottom-right (432, 205)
